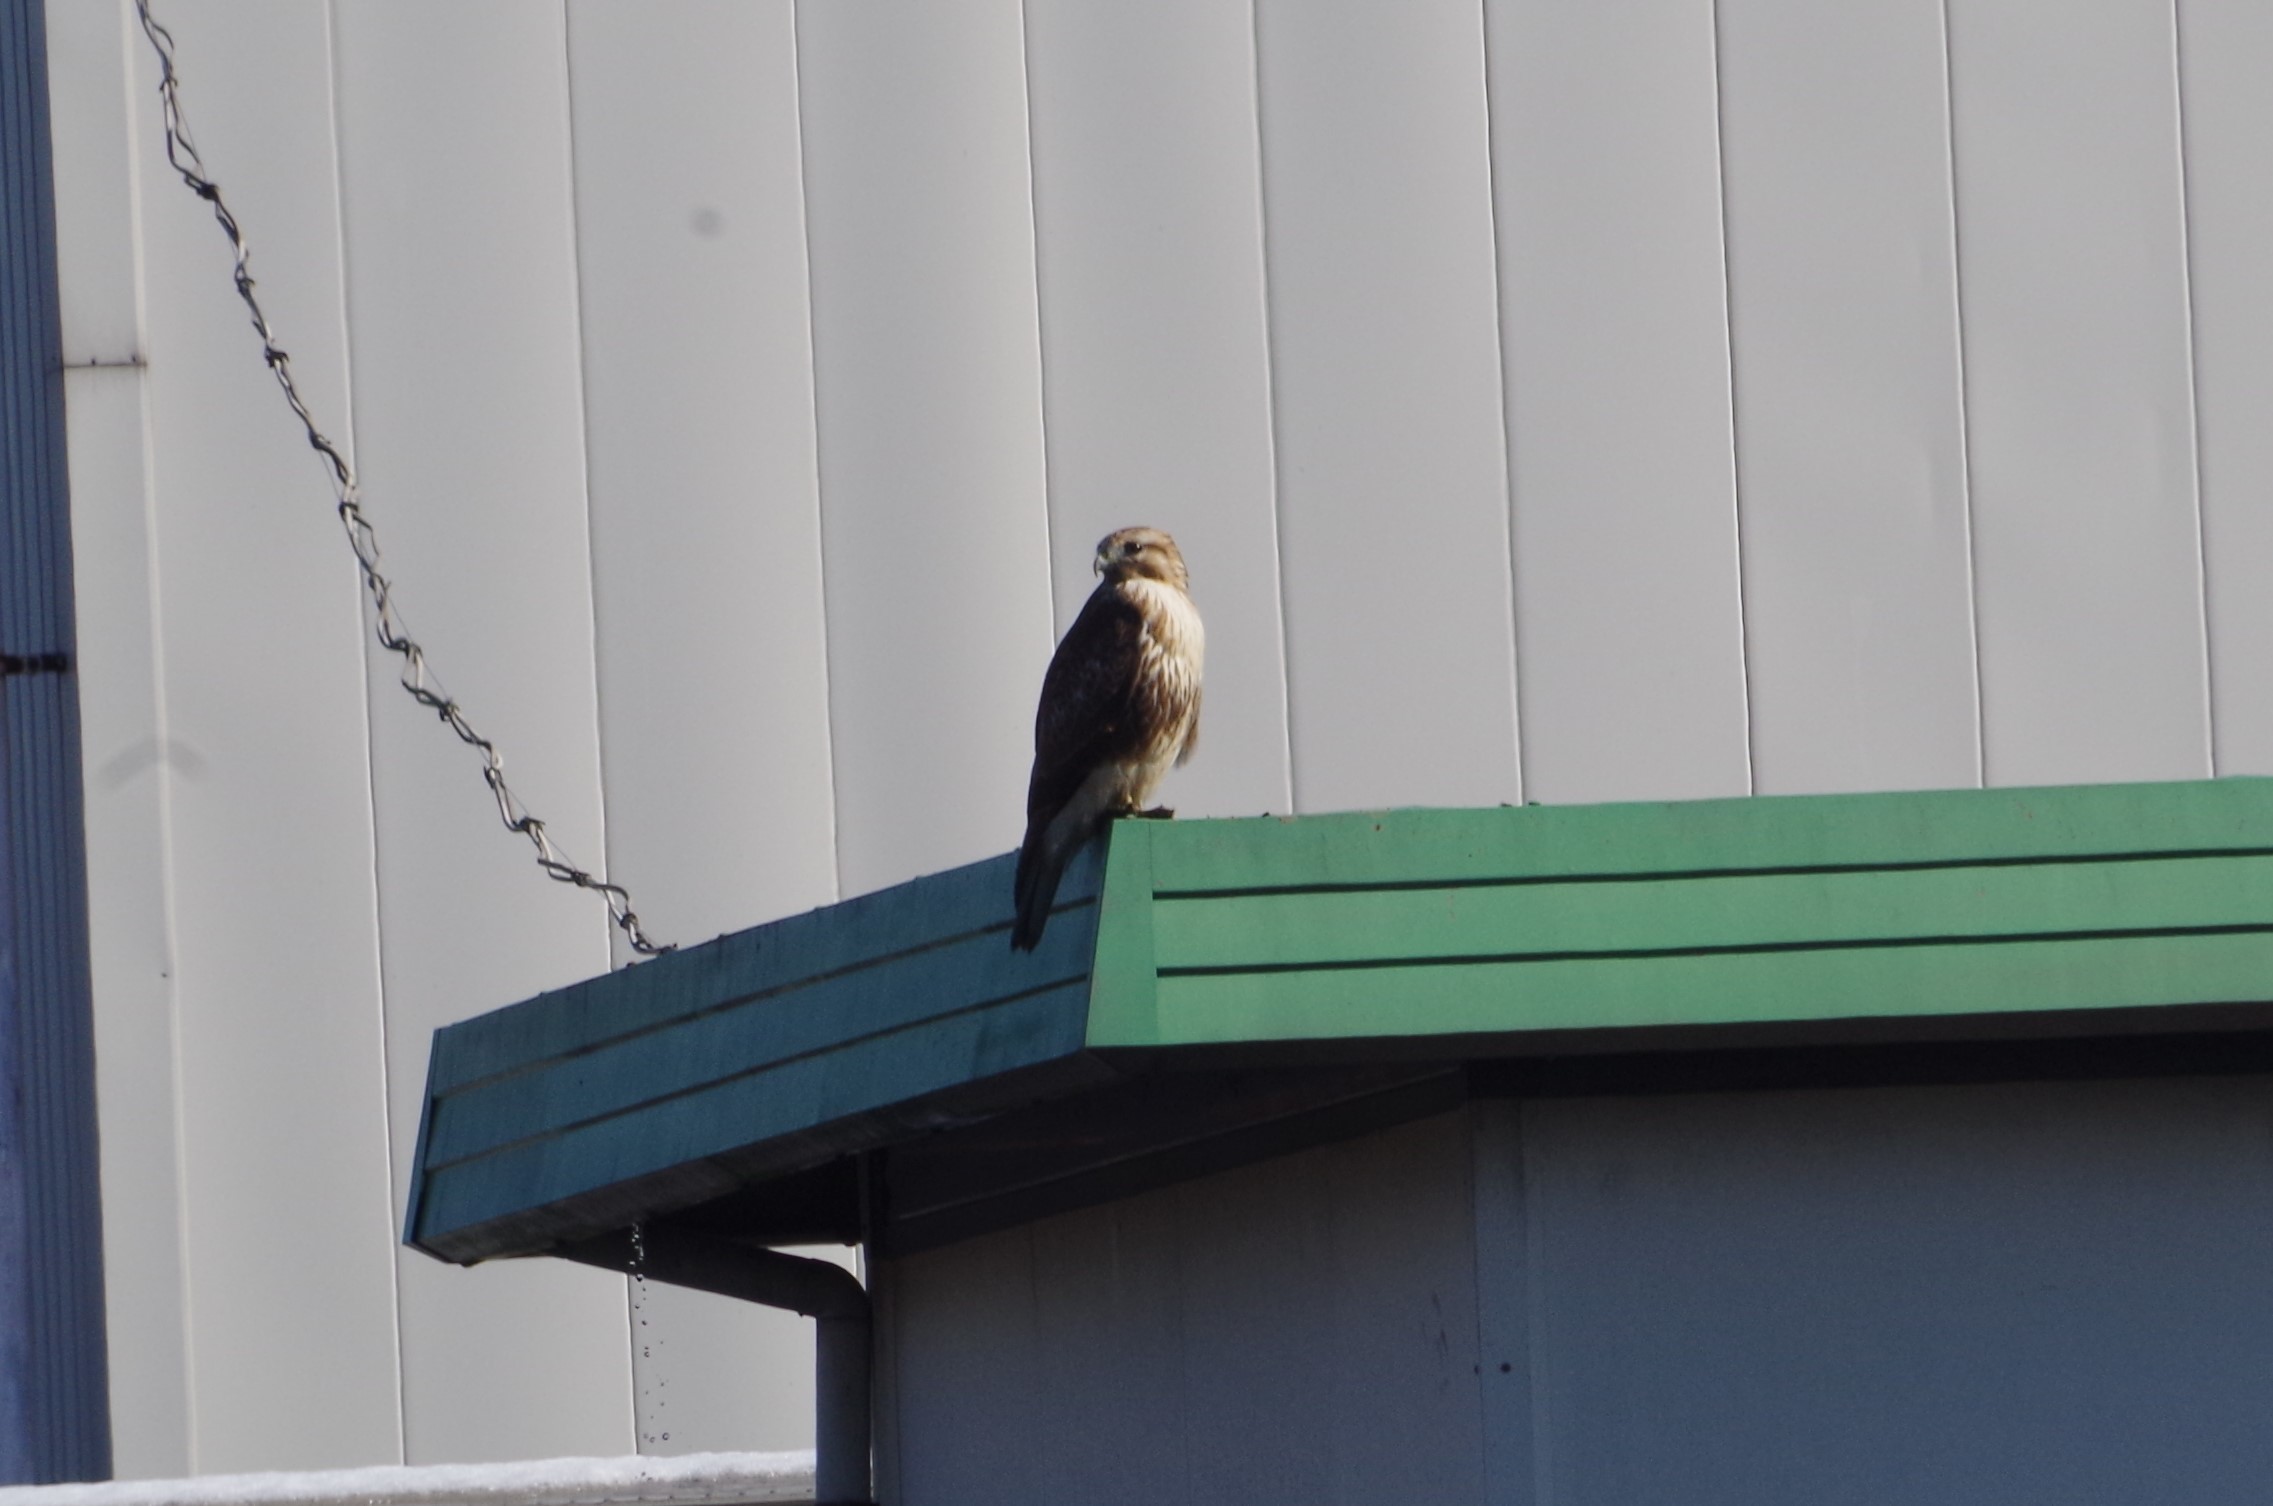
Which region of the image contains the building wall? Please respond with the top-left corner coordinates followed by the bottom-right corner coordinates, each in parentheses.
top-left (1494, 1080), bottom-right (2273, 1505)
top-left (1, 0), bottom-right (107, 1479)
top-left (877, 1114), bottom-right (1487, 1506)
top-left (884, 1085), bottom-right (2273, 1506)
top-left (36, 0), bottom-right (2273, 1480)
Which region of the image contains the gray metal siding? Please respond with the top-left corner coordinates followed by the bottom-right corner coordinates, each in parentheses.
top-left (121, 0), bottom-right (403, 1472)
top-left (563, 2), bottom-right (843, 1438)
top-left (332, 4), bottom-right (630, 1466)
top-left (2182, 0), bottom-right (2273, 777)
top-left (884, 1113), bottom-right (1485, 1506)
top-left (1490, 0), bottom-right (1751, 805)
top-left (885, 1086), bottom-right (2273, 1506)
top-left (1500, 1081), bottom-right (2273, 1504)
top-left (1949, 0), bottom-right (2211, 786)
top-left (0, 0), bottom-right (107, 1480)
top-left (1259, 0), bottom-right (1522, 813)
top-left (1716, 0), bottom-right (1980, 795)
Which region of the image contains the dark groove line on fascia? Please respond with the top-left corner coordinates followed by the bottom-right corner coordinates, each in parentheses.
top-left (1157, 921), bottom-right (2273, 979)
top-left (435, 894), bottom-right (1100, 1098)
top-left (1152, 845), bottom-right (2273, 902)
top-left (422, 974), bottom-right (1092, 1175)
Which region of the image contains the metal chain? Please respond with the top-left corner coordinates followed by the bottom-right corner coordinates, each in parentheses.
top-left (132, 0), bottom-right (673, 957)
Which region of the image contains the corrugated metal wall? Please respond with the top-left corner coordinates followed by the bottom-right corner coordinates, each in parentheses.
top-left (880, 1113), bottom-right (1489, 1506)
top-left (37, 0), bottom-right (2273, 1479)
top-left (1486, 1082), bottom-right (2273, 1505)
top-left (1, 0), bottom-right (108, 1480)
top-left (884, 1089), bottom-right (2273, 1506)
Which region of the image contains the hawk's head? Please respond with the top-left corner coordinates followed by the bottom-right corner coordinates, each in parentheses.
top-left (1094, 527), bottom-right (1190, 592)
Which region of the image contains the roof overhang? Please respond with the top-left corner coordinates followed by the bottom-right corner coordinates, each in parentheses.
top-left (404, 778), bottom-right (2273, 1264)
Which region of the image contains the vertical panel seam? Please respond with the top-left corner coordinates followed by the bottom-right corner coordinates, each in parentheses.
top-left (623, 1253), bottom-right (645, 1452)
top-left (315, 0), bottom-right (408, 1462)
top-left (783, 0), bottom-right (842, 908)
top-left (8, 1), bottom-right (37, 1461)
top-left (114, 2), bottom-right (200, 1467)
top-left (1247, 0), bottom-right (1302, 813)
top-left (870, 1257), bottom-right (901, 1504)
top-left (1937, 0), bottom-right (1989, 789)
top-left (144, 460), bottom-right (198, 1475)
top-left (555, 4), bottom-right (621, 978)
top-left (1464, 1105), bottom-right (1497, 1505)
top-left (1, 0), bottom-right (24, 650)
top-left (2, 0), bottom-right (28, 647)
top-left (788, 0), bottom-right (846, 908)
top-left (1705, 0), bottom-right (1758, 799)
top-left (2167, 0), bottom-right (2218, 777)
top-left (1015, 0), bottom-right (1059, 639)
top-left (1475, 0), bottom-right (1526, 807)
top-left (1519, 1105), bottom-right (1553, 1506)
top-left (553, 9), bottom-right (637, 1451)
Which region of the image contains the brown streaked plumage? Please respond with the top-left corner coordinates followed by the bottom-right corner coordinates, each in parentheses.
top-left (1012, 527), bottom-right (1204, 951)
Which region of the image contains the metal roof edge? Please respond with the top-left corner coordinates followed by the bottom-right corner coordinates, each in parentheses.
top-left (404, 778), bottom-right (2273, 1262)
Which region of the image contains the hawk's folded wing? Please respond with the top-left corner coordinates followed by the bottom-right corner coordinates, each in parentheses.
top-left (1026, 585), bottom-right (1150, 831)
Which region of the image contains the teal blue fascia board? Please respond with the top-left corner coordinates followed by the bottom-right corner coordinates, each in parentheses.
top-left (405, 778), bottom-right (2273, 1265)
top-left (404, 843), bottom-right (1111, 1262)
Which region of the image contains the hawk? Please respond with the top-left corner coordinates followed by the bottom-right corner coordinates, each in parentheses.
top-left (1012, 527), bottom-right (1204, 951)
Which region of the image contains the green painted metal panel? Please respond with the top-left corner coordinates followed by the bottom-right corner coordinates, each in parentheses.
top-left (1142, 780), bottom-right (2273, 892)
top-left (1147, 933), bottom-right (2273, 1046)
top-left (1088, 781), bottom-right (2273, 1049)
top-left (1084, 814), bottom-right (1161, 1058)
top-left (405, 778), bottom-right (2273, 1264)
top-left (1154, 854), bottom-right (2273, 970)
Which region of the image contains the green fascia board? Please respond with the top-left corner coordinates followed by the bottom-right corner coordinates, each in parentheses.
top-left (405, 778), bottom-right (2273, 1264)
top-left (1088, 778), bottom-right (2273, 1049)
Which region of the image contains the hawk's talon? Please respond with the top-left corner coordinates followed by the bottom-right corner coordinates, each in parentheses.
top-left (1105, 804), bottom-right (1174, 822)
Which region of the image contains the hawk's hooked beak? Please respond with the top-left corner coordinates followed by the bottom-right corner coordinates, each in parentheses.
top-left (1092, 550), bottom-right (1108, 577)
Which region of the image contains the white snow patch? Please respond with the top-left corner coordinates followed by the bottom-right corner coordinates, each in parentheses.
top-left (0, 1452), bottom-right (815, 1506)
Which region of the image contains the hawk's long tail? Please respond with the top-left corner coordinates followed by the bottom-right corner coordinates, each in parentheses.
top-left (1011, 822), bottom-right (1078, 952)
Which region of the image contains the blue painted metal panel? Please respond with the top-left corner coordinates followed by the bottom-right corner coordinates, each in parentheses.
top-left (0, 681), bottom-right (31, 1479)
top-left (0, 0), bottom-right (110, 1481)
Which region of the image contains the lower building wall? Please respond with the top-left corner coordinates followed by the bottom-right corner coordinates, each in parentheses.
top-left (879, 1074), bottom-right (2273, 1506)
top-left (874, 1111), bottom-right (1487, 1506)
top-left (1499, 1074), bottom-right (2273, 1506)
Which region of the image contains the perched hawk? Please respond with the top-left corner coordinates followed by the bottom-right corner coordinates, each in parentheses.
top-left (1012, 527), bottom-right (1204, 951)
